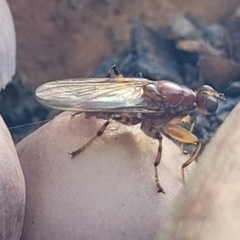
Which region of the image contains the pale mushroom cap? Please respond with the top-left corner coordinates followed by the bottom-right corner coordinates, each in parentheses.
top-left (0, 0), bottom-right (16, 90)
top-left (17, 112), bottom-right (196, 240)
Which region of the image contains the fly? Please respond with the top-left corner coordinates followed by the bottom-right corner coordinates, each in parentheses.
top-left (35, 65), bottom-right (226, 193)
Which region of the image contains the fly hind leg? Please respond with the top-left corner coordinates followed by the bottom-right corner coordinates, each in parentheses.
top-left (106, 64), bottom-right (123, 78)
top-left (141, 123), bottom-right (165, 193)
top-left (70, 111), bottom-right (82, 119)
top-left (69, 116), bottom-right (114, 159)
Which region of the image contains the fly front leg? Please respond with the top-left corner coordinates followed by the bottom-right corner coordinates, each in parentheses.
top-left (69, 116), bottom-right (114, 159)
top-left (179, 115), bottom-right (194, 154)
top-left (141, 123), bottom-right (165, 193)
top-left (163, 123), bottom-right (201, 181)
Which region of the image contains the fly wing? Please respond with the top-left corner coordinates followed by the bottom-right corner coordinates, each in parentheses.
top-left (35, 77), bottom-right (158, 113)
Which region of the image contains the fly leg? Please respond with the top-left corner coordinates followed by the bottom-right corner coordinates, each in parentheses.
top-left (106, 63), bottom-right (145, 85)
top-left (106, 64), bottom-right (123, 78)
top-left (154, 136), bottom-right (165, 193)
top-left (69, 116), bottom-right (114, 159)
top-left (70, 112), bottom-right (82, 119)
top-left (179, 115), bottom-right (194, 154)
top-left (141, 123), bottom-right (165, 193)
top-left (163, 123), bottom-right (201, 181)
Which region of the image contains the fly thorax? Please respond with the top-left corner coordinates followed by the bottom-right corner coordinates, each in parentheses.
top-left (142, 84), bottom-right (163, 105)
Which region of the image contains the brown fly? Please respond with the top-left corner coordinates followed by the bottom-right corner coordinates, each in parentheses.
top-left (35, 65), bottom-right (226, 193)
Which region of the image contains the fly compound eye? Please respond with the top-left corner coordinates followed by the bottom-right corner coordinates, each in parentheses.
top-left (205, 96), bottom-right (218, 113)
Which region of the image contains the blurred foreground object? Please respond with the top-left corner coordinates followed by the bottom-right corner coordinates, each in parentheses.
top-left (154, 102), bottom-right (240, 240)
top-left (0, 0), bottom-right (16, 89)
top-left (0, 115), bottom-right (25, 240)
top-left (0, 1), bottom-right (25, 239)
top-left (17, 112), bottom-right (196, 240)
